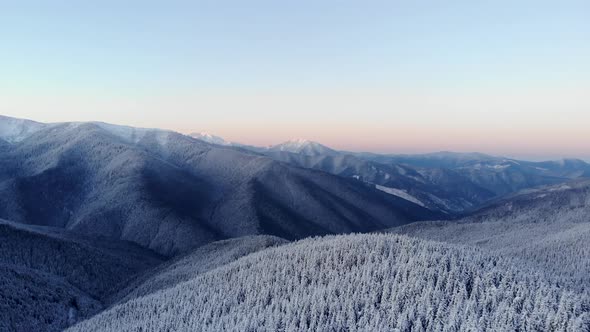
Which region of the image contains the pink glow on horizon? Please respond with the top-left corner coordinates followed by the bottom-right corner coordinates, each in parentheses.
top-left (179, 124), bottom-right (589, 160)
top-left (2, 86), bottom-right (589, 160)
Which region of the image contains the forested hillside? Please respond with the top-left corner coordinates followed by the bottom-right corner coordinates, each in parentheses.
top-left (70, 234), bottom-right (589, 332)
top-left (358, 152), bottom-right (590, 196)
top-left (390, 179), bottom-right (590, 292)
top-left (110, 235), bottom-right (287, 305)
top-left (263, 149), bottom-right (495, 213)
top-left (0, 117), bottom-right (438, 256)
top-left (2, 115), bottom-right (589, 332)
top-left (0, 219), bottom-right (162, 331)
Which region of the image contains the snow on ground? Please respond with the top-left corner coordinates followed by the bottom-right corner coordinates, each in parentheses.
top-left (190, 132), bottom-right (231, 145)
top-left (375, 185), bottom-right (426, 207)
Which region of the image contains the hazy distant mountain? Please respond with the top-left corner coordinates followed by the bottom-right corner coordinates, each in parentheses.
top-left (168, 133), bottom-right (590, 213)
top-left (531, 158), bottom-right (590, 178)
top-left (0, 115), bottom-right (438, 256)
top-left (237, 140), bottom-right (488, 213)
top-left (189, 132), bottom-right (231, 146)
top-left (357, 151), bottom-right (500, 169)
top-left (190, 132), bottom-right (269, 153)
top-left (361, 151), bottom-right (590, 194)
top-left (263, 148), bottom-right (495, 213)
top-left (268, 139), bottom-right (340, 156)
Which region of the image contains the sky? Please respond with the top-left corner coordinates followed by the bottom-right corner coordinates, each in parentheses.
top-left (1, 0), bottom-right (589, 160)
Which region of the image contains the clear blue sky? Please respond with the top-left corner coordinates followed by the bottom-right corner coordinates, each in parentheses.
top-left (1, 1), bottom-right (589, 159)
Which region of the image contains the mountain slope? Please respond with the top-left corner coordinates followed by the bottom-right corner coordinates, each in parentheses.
top-left (359, 151), bottom-right (500, 169)
top-left (190, 136), bottom-right (589, 213)
top-left (365, 151), bottom-right (590, 196)
top-left (269, 139), bottom-right (340, 156)
top-left (0, 116), bottom-right (439, 256)
top-left (0, 138), bottom-right (9, 151)
top-left (0, 264), bottom-right (101, 332)
top-left (190, 132), bottom-right (231, 146)
top-left (0, 219), bottom-right (163, 331)
top-left (0, 114), bottom-right (48, 143)
top-left (389, 179), bottom-right (590, 291)
top-left (69, 233), bottom-right (589, 332)
top-left (263, 148), bottom-right (495, 213)
top-left (110, 235), bottom-right (287, 306)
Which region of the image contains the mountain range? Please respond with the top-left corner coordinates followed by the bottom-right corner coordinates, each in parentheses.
top-left (1, 114), bottom-right (589, 331)
top-left (0, 115), bottom-right (438, 257)
top-left (190, 132), bottom-right (590, 214)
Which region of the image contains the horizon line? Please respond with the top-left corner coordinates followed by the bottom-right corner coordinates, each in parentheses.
top-left (2, 113), bottom-right (589, 163)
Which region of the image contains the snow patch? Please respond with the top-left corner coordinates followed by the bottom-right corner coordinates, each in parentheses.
top-left (548, 184), bottom-right (572, 192)
top-left (490, 164), bottom-right (511, 170)
top-left (190, 132), bottom-right (230, 146)
top-left (375, 185), bottom-right (425, 207)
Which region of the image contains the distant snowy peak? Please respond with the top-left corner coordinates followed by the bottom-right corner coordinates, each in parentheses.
top-left (270, 139), bottom-right (338, 156)
top-left (190, 132), bottom-right (231, 146)
top-left (0, 115), bottom-right (47, 143)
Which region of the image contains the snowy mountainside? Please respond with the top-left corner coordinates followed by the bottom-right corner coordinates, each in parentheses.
top-left (2, 114), bottom-right (589, 332)
top-left (0, 116), bottom-right (438, 256)
top-left (390, 179), bottom-right (590, 291)
top-left (360, 151), bottom-right (501, 169)
top-left (375, 185), bottom-right (426, 207)
top-left (110, 235), bottom-right (287, 305)
top-left (91, 121), bottom-right (173, 146)
top-left (0, 115), bottom-right (48, 143)
top-left (364, 151), bottom-right (590, 196)
top-left (0, 219), bottom-right (163, 331)
top-left (69, 233), bottom-right (589, 332)
top-left (0, 138), bottom-right (9, 149)
top-left (0, 264), bottom-right (101, 332)
top-left (184, 134), bottom-right (589, 213)
top-left (262, 148), bottom-right (495, 213)
top-left (189, 132), bottom-right (268, 152)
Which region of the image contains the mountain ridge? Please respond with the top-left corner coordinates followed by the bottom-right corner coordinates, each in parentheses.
top-left (186, 130), bottom-right (590, 212)
top-left (0, 115), bottom-right (439, 256)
